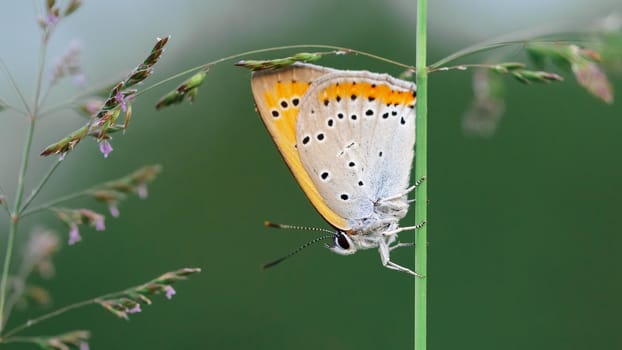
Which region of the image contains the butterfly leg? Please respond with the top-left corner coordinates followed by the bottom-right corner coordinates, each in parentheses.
top-left (389, 241), bottom-right (414, 251)
top-left (378, 242), bottom-right (423, 277)
top-left (381, 176), bottom-right (426, 203)
top-left (382, 220), bottom-right (426, 236)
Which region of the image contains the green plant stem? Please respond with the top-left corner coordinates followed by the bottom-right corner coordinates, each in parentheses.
top-left (0, 34), bottom-right (48, 333)
top-left (1, 281), bottom-right (144, 339)
top-left (0, 118), bottom-right (36, 332)
top-left (0, 223), bottom-right (17, 333)
top-left (39, 44), bottom-right (411, 115)
top-left (1, 299), bottom-right (95, 339)
top-left (0, 58), bottom-right (31, 116)
top-left (0, 336), bottom-right (44, 345)
top-left (428, 62), bottom-right (522, 73)
top-left (21, 164), bottom-right (153, 218)
top-left (19, 158), bottom-right (63, 214)
top-left (2, 234), bottom-right (42, 326)
top-left (20, 189), bottom-right (91, 218)
top-left (39, 73), bottom-right (127, 117)
top-left (137, 44), bottom-right (414, 98)
top-left (429, 25), bottom-right (592, 70)
top-left (38, 44), bottom-right (415, 116)
top-left (415, 0), bottom-right (428, 349)
top-left (0, 99), bottom-right (28, 117)
top-left (430, 41), bottom-right (524, 69)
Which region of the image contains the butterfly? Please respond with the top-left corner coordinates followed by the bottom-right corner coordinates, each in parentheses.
top-left (250, 63), bottom-right (422, 276)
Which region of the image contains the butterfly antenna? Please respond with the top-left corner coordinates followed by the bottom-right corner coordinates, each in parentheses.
top-left (264, 221), bottom-right (334, 234)
top-left (262, 234), bottom-right (333, 269)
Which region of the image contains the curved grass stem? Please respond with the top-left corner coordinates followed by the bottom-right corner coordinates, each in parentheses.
top-left (19, 157), bottom-right (63, 214)
top-left (429, 20), bottom-right (598, 70)
top-left (20, 189), bottom-right (91, 218)
top-left (1, 299), bottom-right (95, 340)
top-left (136, 44), bottom-right (414, 98)
top-left (430, 41), bottom-right (527, 69)
top-left (0, 58), bottom-right (31, 116)
top-left (0, 336), bottom-right (45, 346)
top-left (1, 278), bottom-right (161, 339)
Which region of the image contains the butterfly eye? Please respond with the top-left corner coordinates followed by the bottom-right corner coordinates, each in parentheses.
top-left (335, 232), bottom-right (350, 250)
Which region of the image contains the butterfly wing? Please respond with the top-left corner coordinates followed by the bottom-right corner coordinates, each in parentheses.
top-left (296, 70), bottom-right (416, 223)
top-left (251, 63), bottom-right (350, 230)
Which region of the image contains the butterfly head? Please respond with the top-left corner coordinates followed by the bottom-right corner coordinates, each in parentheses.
top-left (326, 230), bottom-right (357, 256)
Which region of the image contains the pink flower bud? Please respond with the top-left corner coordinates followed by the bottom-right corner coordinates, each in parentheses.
top-left (164, 285), bottom-right (176, 300)
top-left (127, 304), bottom-right (142, 314)
top-left (109, 204), bottom-right (120, 218)
top-left (68, 223), bottom-right (81, 245)
top-left (99, 140), bottom-right (113, 158)
top-left (137, 183), bottom-right (148, 199)
top-left (94, 216), bottom-right (105, 231)
top-left (115, 92), bottom-right (128, 112)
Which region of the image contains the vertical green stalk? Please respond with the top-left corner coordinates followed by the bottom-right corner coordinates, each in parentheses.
top-left (0, 34), bottom-right (47, 333)
top-left (0, 118), bottom-right (35, 332)
top-left (414, 0), bottom-right (428, 349)
top-left (0, 222), bottom-right (17, 332)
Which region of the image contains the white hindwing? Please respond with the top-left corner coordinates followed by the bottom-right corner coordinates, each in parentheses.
top-left (296, 71), bottom-right (416, 228)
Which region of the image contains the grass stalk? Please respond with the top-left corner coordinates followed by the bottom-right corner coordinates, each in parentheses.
top-left (414, 0), bottom-right (428, 349)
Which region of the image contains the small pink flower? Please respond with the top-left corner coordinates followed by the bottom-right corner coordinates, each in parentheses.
top-left (68, 223), bottom-right (81, 245)
top-left (79, 209), bottom-right (106, 231)
top-left (109, 204), bottom-right (120, 218)
top-left (46, 11), bottom-right (59, 27)
top-left (137, 183), bottom-right (148, 199)
top-left (94, 215), bottom-right (105, 231)
top-left (99, 140), bottom-right (113, 158)
top-left (164, 285), bottom-right (176, 300)
top-left (80, 342), bottom-right (89, 350)
top-left (115, 92), bottom-right (128, 112)
top-left (127, 304), bottom-right (142, 314)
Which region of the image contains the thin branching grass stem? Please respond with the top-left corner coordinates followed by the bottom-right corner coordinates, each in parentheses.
top-left (0, 119), bottom-right (36, 332)
top-left (0, 58), bottom-right (31, 116)
top-left (40, 44), bottom-right (412, 116)
top-left (137, 44), bottom-right (413, 98)
top-left (21, 189), bottom-right (91, 218)
top-left (0, 336), bottom-right (43, 345)
top-left (1, 280), bottom-right (151, 339)
top-left (430, 35), bottom-right (591, 70)
top-left (0, 34), bottom-right (48, 333)
top-left (415, 0), bottom-right (428, 349)
top-left (1, 299), bottom-right (95, 339)
top-left (19, 158), bottom-right (63, 214)
top-left (33, 42), bottom-right (47, 111)
top-left (40, 44), bottom-right (416, 117)
top-left (1, 243), bottom-right (42, 327)
top-left (0, 222), bottom-right (17, 333)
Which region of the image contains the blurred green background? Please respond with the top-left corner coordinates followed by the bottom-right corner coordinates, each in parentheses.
top-left (1, 1), bottom-right (622, 349)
